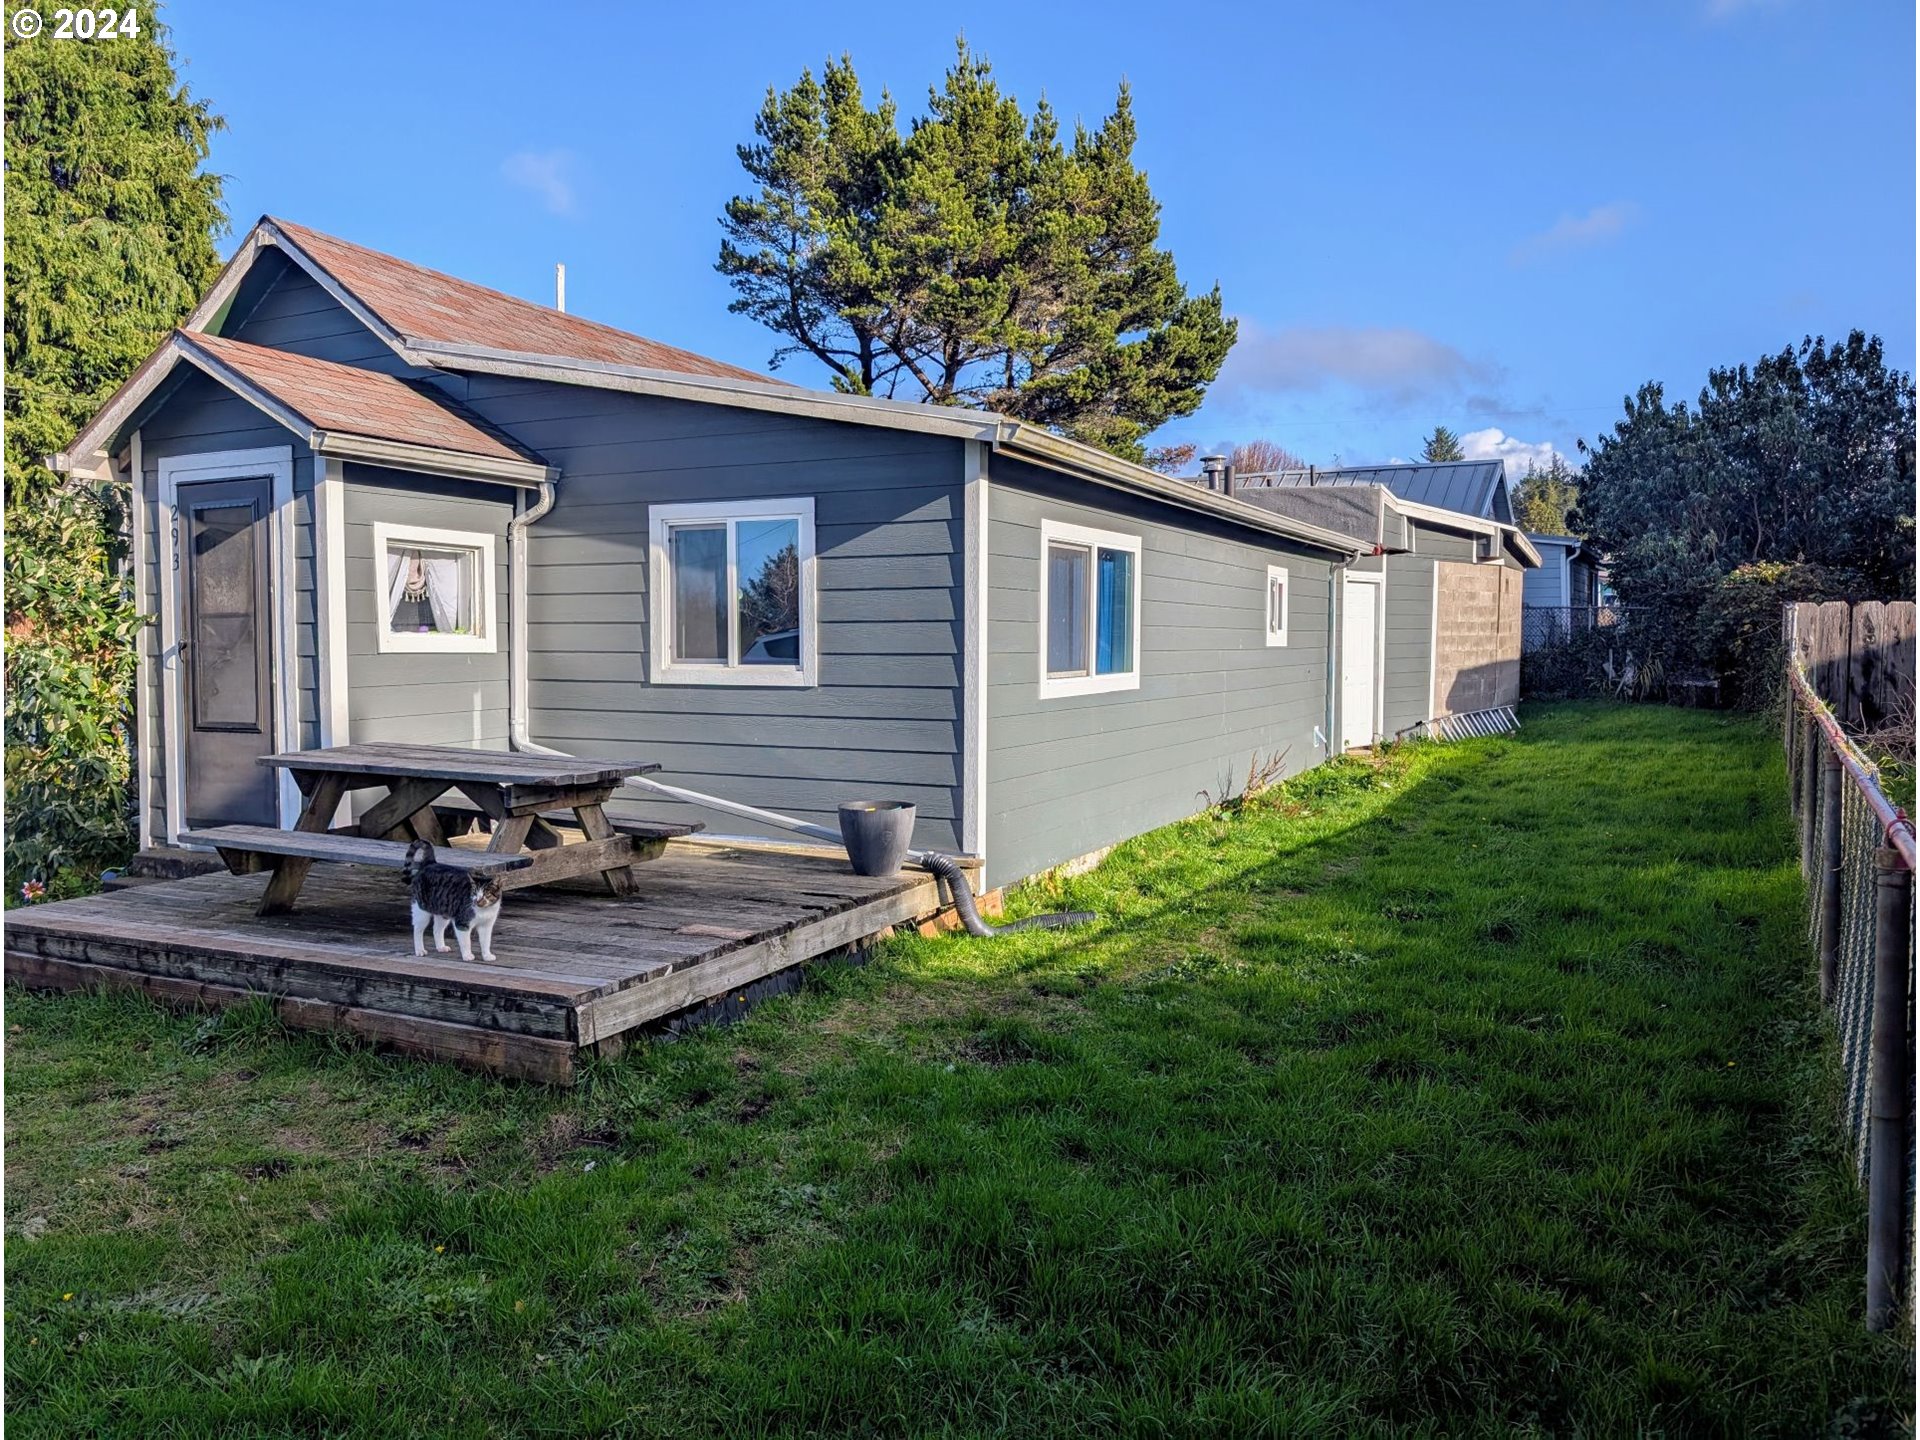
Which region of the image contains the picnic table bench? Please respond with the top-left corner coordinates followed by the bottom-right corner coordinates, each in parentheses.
top-left (185, 743), bottom-right (693, 916)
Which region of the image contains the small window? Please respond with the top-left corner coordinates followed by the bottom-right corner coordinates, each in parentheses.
top-left (649, 499), bottom-right (815, 686)
top-left (1038, 520), bottom-right (1140, 698)
top-left (372, 523), bottom-right (497, 654)
top-left (1266, 565), bottom-right (1290, 647)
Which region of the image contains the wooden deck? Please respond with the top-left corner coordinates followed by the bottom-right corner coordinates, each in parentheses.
top-left (4, 845), bottom-right (958, 1083)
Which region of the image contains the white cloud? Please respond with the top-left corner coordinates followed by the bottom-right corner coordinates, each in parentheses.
top-left (501, 149), bottom-right (580, 217)
top-left (1459, 427), bottom-right (1568, 478)
top-left (1509, 201), bottom-right (1638, 266)
top-left (1216, 320), bottom-right (1496, 405)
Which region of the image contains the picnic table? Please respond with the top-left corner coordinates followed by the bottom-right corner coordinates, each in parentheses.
top-left (186, 743), bottom-right (693, 916)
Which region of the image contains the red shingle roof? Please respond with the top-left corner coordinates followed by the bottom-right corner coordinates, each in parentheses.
top-left (183, 332), bottom-right (544, 466)
top-left (268, 217), bottom-right (776, 384)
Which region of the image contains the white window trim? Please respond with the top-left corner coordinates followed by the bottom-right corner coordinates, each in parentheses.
top-left (1265, 564), bottom-right (1291, 648)
top-left (371, 522), bottom-right (499, 654)
top-left (1037, 518), bottom-right (1142, 699)
top-left (156, 445), bottom-right (300, 842)
top-left (647, 497), bottom-right (818, 688)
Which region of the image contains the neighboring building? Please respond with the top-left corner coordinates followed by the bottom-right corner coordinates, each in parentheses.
top-left (52, 217), bottom-right (1377, 892)
top-left (1522, 532), bottom-right (1603, 610)
top-left (1227, 464), bottom-right (1540, 741)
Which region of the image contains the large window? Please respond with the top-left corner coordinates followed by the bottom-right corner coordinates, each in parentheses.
top-left (1266, 565), bottom-right (1290, 647)
top-left (649, 498), bottom-right (816, 686)
top-left (1038, 519), bottom-right (1140, 698)
top-left (372, 522), bottom-right (497, 654)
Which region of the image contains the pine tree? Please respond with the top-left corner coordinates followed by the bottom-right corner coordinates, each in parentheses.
top-left (719, 42), bottom-right (1235, 462)
top-left (1420, 425), bottom-right (1465, 462)
top-left (4, 15), bottom-right (228, 885)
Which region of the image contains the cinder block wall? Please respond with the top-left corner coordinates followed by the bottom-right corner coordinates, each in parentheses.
top-left (1432, 562), bottom-right (1523, 714)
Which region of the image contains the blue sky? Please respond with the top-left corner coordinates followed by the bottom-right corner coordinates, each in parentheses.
top-left (169, 0), bottom-right (1914, 472)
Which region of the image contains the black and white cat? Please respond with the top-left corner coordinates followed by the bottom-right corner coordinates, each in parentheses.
top-left (402, 840), bottom-right (503, 962)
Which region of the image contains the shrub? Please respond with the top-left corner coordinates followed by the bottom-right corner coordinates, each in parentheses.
top-left (1694, 561), bottom-right (1863, 711)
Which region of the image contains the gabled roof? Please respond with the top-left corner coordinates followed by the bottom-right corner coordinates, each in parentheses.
top-left (53, 331), bottom-right (555, 486)
top-left (1240, 476), bottom-right (1541, 567)
top-left (1255, 460), bottom-right (1511, 519)
top-left (54, 216), bottom-right (1369, 556)
top-left (255, 218), bottom-right (774, 383)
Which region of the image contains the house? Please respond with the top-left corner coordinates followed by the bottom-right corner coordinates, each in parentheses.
top-left (1521, 532), bottom-right (1603, 610)
top-left (1220, 462), bottom-right (1540, 740)
top-left (52, 217), bottom-right (1381, 894)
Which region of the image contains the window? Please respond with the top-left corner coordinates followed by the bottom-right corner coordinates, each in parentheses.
top-left (372, 522), bottom-right (497, 654)
top-left (649, 499), bottom-right (816, 686)
top-left (1265, 565), bottom-right (1290, 647)
top-left (1038, 520), bottom-right (1140, 697)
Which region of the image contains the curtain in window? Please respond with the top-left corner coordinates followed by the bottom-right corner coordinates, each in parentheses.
top-left (423, 555), bottom-right (464, 633)
top-left (386, 550), bottom-right (411, 624)
top-left (1095, 548), bottom-right (1134, 675)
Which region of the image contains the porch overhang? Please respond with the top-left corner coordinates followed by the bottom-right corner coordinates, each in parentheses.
top-left (48, 331), bottom-right (558, 489)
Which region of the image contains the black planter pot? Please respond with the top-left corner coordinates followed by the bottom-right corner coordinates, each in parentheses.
top-left (837, 801), bottom-right (917, 878)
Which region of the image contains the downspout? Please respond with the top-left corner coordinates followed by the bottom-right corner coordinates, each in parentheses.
top-left (506, 478), bottom-right (556, 753)
top-left (503, 482), bottom-right (1084, 937)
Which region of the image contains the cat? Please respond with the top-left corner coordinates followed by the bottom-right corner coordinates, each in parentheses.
top-left (402, 840), bottom-right (503, 962)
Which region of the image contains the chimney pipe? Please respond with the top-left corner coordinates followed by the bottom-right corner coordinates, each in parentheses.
top-left (1199, 454), bottom-right (1227, 492)
top-left (555, 263), bottom-right (567, 313)
top-left (1222, 462), bottom-right (1238, 499)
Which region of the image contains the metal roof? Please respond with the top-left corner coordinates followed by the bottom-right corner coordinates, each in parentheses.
top-left (1247, 460), bottom-right (1509, 519)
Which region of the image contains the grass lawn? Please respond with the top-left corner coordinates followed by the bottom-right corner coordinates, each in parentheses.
top-left (5, 702), bottom-right (1911, 1436)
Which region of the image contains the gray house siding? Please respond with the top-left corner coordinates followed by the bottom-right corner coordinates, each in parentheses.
top-left (1380, 552), bottom-right (1434, 737)
top-left (134, 370), bottom-right (317, 842)
top-left (340, 465), bottom-right (514, 751)
top-left (984, 457), bottom-right (1335, 890)
top-left (453, 376), bottom-right (968, 851)
top-left (1523, 543), bottom-right (1573, 608)
top-left (216, 253), bottom-right (421, 376)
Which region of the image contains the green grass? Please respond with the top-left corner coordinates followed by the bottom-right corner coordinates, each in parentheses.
top-left (5, 703), bottom-right (1910, 1437)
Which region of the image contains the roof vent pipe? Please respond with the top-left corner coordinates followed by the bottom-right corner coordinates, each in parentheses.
top-left (1199, 454), bottom-right (1227, 492)
top-left (1222, 462), bottom-right (1238, 499)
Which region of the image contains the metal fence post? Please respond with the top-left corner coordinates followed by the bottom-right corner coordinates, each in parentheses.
top-left (1819, 749), bottom-right (1844, 1002)
top-left (1867, 846), bottom-right (1913, 1332)
top-left (1800, 717), bottom-right (1819, 872)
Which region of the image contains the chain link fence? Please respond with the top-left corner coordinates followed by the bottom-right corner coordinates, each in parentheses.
top-left (1520, 603), bottom-right (1628, 654)
top-left (1784, 645), bottom-right (1915, 1333)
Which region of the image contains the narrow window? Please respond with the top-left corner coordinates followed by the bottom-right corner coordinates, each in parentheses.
top-left (650, 500), bottom-right (816, 686)
top-left (1266, 565), bottom-right (1290, 647)
top-left (1039, 521), bottom-right (1140, 697)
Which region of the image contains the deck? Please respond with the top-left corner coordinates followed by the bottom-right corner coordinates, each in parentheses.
top-left (4, 844), bottom-right (962, 1083)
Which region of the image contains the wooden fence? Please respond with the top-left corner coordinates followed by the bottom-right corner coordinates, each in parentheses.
top-left (1787, 601), bottom-right (1916, 734)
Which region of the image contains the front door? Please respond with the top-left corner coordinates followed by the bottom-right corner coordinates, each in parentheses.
top-left (1341, 577), bottom-right (1380, 750)
top-left (179, 477), bottom-right (277, 829)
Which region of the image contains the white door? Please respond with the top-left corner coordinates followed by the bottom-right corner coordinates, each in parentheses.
top-left (1341, 577), bottom-right (1380, 749)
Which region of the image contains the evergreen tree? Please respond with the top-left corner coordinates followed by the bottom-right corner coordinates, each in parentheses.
top-left (1420, 425), bottom-right (1465, 462)
top-left (5, 13), bottom-right (227, 885)
top-left (719, 42), bottom-right (1235, 462)
top-left (1513, 455), bottom-right (1582, 534)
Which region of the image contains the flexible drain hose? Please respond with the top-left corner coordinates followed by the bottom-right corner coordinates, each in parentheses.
top-left (914, 850), bottom-right (1096, 938)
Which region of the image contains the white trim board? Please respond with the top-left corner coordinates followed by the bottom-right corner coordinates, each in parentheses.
top-left (128, 430), bottom-right (154, 850)
top-left (1037, 518), bottom-right (1143, 700)
top-left (155, 445), bottom-right (300, 844)
top-left (646, 496), bottom-right (818, 688)
top-left (371, 520), bottom-right (501, 655)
